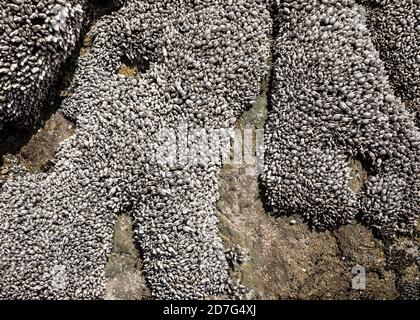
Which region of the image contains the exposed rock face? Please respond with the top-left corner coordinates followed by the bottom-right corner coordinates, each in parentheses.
top-left (18, 112), bottom-right (75, 172)
top-left (105, 213), bottom-right (150, 300)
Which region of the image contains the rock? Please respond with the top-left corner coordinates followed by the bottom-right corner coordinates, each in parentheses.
top-left (105, 255), bottom-right (150, 300)
top-left (112, 213), bottom-right (139, 257)
top-left (105, 213), bottom-right (150, 300)
top-left (334, 224), bottom-right (387, 270)
top-left (18, 112), bottom-right (75, 172)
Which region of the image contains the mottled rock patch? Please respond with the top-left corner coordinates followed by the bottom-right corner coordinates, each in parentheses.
top-left (105, 213), bottom-right (150, 300)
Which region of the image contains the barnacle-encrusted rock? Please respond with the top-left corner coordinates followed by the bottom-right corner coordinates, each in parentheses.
top-left (0, 0), bottom-right (271, 299)
top-left (262, 0), bottom-right (420, 236)
top-left (359, 0), bottom-right (420, 117)
top-left (0, 0), bottom-right (88, 126)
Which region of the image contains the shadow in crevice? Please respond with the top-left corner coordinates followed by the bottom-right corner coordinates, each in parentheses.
top-left (257, 0), bottom-right (284, 217)
top-left (91, 0), bottom-right (124, 18)
top-left (117, 54), bottom-right (152, 77)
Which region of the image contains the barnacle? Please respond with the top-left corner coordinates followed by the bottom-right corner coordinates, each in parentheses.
top-left (0, 0), bottom-right (271, 299)
top-left (0, 0), bottom-right (418, 300)
top-left (358, 0), bottom-right (420, 118)
top-left (262, 0), bottom-right (420, 236)
top-left (0, 0), bottom-right (88, 126)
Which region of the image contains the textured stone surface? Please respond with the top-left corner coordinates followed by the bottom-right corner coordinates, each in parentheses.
top-left (104, 214), bottom-right (150, 300)
top-left (18, 113), bottom-right (75, 172)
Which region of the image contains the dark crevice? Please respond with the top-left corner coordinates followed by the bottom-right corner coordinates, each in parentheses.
top-left (118, 54), bottom-right (151, 77)
top-left (265, 0), bottom-right (280, 115)
top-left (355, 0), bottom-right (380, 9)
top-left (30, 17), bottom-right (45, 26)
top-left (91, 0), bottom-right (124, 18)
top-left (136, 56), bottom-right (151, 74)
top-left (120, 55), bottom-right (139, 69)
top-left (270, 0), bottom-right (280, 39)
top-left (258, 0), bottom-right (282, 217)
top-left (351, 152), bottom-right (376, 176)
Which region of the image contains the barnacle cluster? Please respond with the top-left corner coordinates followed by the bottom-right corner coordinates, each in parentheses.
top-left (359, 0), bottom-right (420, 118)
top-left (0, 0), bottom-right (271, 299)
top-left (262, 0), bottom-right (420, 236)
top-left (0, 0), bottom-right (419, 300)
top-left (0, 0), bottom-right (88, 127)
